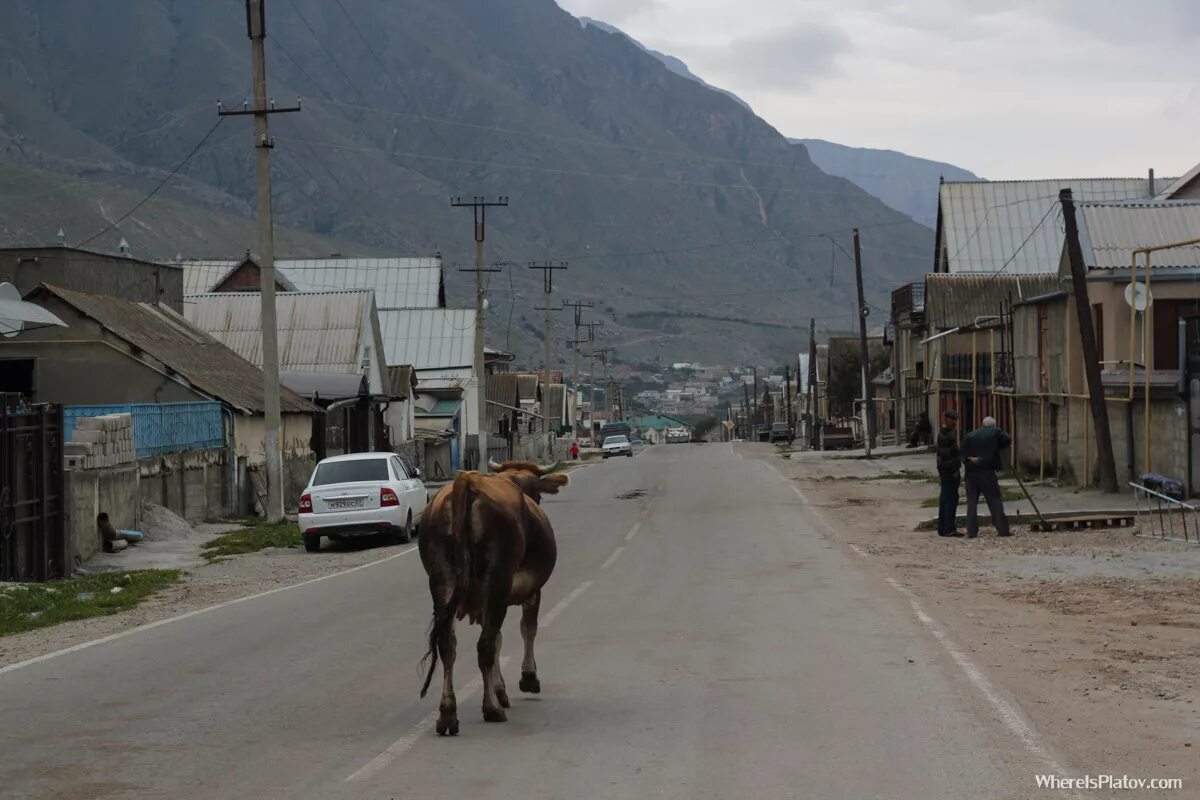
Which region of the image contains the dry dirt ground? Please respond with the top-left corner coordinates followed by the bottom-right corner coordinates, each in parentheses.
top-left (750, 443), bottom-right (1200, 794)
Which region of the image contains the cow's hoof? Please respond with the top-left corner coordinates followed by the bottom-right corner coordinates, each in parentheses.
top-left (519, 671), bottom-right (541, 694)
top-left (436, 717), bottom-right (459, 736)
top-left (482, 706), bottom-right (508, 723)
top-left (496, 687), bottom-right (511, 708)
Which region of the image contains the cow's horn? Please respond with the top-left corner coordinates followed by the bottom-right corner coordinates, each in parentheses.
top-left (487, 460), bottom-right (504, 472)
top-left (538, 461), bottom-right (558, 475)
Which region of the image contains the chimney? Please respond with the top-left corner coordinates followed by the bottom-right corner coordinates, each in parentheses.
top-left (1149, 168), bottom-right (1156, 197)
top-left (118, 237), bottom-right (131, 257)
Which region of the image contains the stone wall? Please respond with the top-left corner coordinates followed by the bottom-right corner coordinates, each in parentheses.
top-left (138, 448), bottom-right (229, 523)
top-left (65, 466), bottom-right (140, 566)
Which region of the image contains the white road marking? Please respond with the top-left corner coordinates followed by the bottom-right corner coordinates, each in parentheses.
top-left (885, 577), bottom-right (1084, 797)
top-left (347, 578), bottom-right (595, 781)
top-left (790, 485), bottom-right (809, 504)
top-left (346, 656), bottom-right (511, 783)
top-left (0, 546), bottom-right (420, 678)
top-left (600, 546), bottom-right (625, 570)
top-left (847, 544), bottom-right (869, 559)
top-left (541, 581), bottom-right (593, 628)
top-left (625, 520), bottom-right (642, 541)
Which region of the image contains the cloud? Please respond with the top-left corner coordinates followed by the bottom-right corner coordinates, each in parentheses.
top-left (557, 0), bottom-right (662, 25)
top-left (669, 22), bottom-right (852, 91)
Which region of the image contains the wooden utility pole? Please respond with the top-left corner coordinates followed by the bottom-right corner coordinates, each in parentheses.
top-left (1061, 189), bottom-right (1119, 492)
top-left (852, 228), bottom-right (875, 456)
top-left (451, 196), bottom-right (508, 472)
top-left (529, 262), bottom-right (567, 436)
top-left (807, 317), bottom-right (817, 449)
top-left (783, 365), bottom-right (792, 431)
top-left (561, 299), bottom-right (593, 426)
top-left (582, 321), bottom-right (604, 439)
top-left (565, 335), bottom-right (588, 432)
top-left (742, 382), bottom-right (751, 440)
top-left (219, 0), bottom-right (300, 521)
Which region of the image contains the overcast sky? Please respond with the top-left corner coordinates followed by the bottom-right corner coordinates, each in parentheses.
top-left (555, 0), bottom-right (1199, 180)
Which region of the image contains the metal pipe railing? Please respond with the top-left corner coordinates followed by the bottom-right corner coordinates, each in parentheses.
top-left (1130, 482), bottom-right (1199, 544)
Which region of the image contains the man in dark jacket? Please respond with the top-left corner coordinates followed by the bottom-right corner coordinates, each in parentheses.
top-left (961, 416), bottom-right (1012, 538)
top-left (935, 410), bottom-right (963, 537)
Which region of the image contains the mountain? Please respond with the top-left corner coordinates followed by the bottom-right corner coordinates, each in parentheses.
top-left (794, 139), bottom-right (982, 227)
top-left (578, 17), bottom-right (752, 111)
top-left (0, 0), bottom-right (933, 369)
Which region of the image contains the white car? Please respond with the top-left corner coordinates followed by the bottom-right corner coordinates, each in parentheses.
top-left (602, 434), bottom-right (634, 458)
top-left (298, 452), bottom-right (427, 552)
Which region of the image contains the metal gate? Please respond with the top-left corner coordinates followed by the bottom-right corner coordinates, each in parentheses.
top-left (0, 400), bottom-right (66, 582)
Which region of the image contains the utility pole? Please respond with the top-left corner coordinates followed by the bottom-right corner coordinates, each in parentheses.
top-left (742, 381), bottom-right (751, 440)
top-left (561, 299), bottom-right (593, 428)
top-left (219, 0), bottom-right (300, 522)
top-left (581, 321), bottom-right (604, 440)
top-left (451, 196), bottom-right (508, 473)
top-left (596, 346), bottom-right (616, 422)
top-left (565, 335), bottom-right (588, 432)
top-left (529, 262), bottom-right (568, 437)
top-left (783, 364), bottom-right (792, 433)
top-left (1061, 189), bottom-right (1119, 492)
top-left (807, 318), bottom-right (817, 449)
top-left (853, 228), bottom-right (875, 456)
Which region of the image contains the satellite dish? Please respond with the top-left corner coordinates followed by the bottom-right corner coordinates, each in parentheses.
top-left (0, 282), bottom-right (24, 338)
top-left (0, 282), bottom-right (69, 338)
top-left (1124, 282), bottom-right (1153, 312)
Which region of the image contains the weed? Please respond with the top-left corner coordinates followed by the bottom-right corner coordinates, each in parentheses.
top-left (0, 570), bottom-right (180, 636)
top-left (201, 520), bottom-right (302, 562)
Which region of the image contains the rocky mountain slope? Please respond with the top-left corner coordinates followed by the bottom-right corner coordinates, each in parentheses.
top-left (0, 0), bottom-right (933, 368)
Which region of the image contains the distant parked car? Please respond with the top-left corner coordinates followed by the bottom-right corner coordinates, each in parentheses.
top-left (769, 423), bottom-right (794, 444)
top-left (298, 452), bottom-right (426, 552)
top-left (602, 434), bottom-right (634, 458)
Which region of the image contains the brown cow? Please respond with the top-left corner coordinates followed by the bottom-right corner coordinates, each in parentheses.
top-left (418, 462), bottom-right (567, 735)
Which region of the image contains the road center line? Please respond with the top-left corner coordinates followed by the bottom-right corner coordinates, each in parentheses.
top-left (625, 520), bottom-right (642, 541)
top-left (347, 579), bottom-right (594, 781)
top-left (0, 545), bottom-right (420, 678)
top-left (600, 546), bottom-right (625, 570)
top-left (884, 577), bottom-right (1085, 797)
top-left (541, 580), bottom-right (593, 628)
top-left (346, 656), bottom-right (511, 783)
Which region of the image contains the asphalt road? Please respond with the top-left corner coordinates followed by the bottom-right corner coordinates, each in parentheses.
top-left (0, 444), bottom-right (1046, 799)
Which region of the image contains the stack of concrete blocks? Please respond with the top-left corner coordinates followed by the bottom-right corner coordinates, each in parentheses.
top-left (64, 414), bottom-right (136, 470)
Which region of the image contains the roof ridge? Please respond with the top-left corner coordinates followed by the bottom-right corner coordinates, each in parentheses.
top-left (943, 177), bottom-right (1156, 186)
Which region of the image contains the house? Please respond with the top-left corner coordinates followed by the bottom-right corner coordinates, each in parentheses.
top-left (1006, 200), bottom-right (1200, 490)
top-left (0, 246), bottom-right (184, 311)
top-left (1, 285), bottom-right (319, 507)
top-left (631, 415), bottom-right (691, 445)
top-left (181, 255), bottom-right (445, 308)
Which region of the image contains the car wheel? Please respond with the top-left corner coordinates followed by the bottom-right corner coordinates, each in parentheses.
top-left (396, 511), bottom-right (413, 545)
top-left (303, 534), bottom-right (321, 553)
top-left (626, 452), bottom-right (633, 458)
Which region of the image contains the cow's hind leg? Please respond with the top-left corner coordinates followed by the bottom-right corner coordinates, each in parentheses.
top-left (519, 590), bottom-right (542, 694)
top-left (478, 578), bottom-right (510, 722)
top-left (436, 620), bottom-right (459, 736)
top-left (493, 631), bottom-right (510, 709)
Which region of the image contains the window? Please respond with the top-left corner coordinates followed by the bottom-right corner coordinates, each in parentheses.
top-left (312, 458), bottom-right (389, 486)
top-left (0, 358), bottom-right (35, 397)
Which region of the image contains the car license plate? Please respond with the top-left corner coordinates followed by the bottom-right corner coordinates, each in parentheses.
top-left (327, 498), bottom-right (363, 510)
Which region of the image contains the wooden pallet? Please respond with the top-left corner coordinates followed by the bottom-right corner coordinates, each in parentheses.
top-left (248, 467), bottom-right (268, 516)
top-left (1031, 514), bottom-right (1135, 532)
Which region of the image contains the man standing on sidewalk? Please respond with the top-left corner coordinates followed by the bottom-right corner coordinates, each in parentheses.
top-left (935, 409), bottom-right (963, 537)
top-left (962, 416), bottom-right (1012, 538)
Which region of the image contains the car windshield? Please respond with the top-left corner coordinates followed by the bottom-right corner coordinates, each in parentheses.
top-left (604, 436), bottom-right (629, 446)
top-left (312, 458), bottom-right (389, 486)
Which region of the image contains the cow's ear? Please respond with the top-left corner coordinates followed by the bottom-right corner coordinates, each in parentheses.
top-left (538, 473), bottom-right (570, 494)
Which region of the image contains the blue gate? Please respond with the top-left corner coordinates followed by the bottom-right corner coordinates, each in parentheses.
top-left (64, 402), bottom-right (224, 459)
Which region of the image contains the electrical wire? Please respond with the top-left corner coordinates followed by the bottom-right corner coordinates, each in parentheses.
top-left (75, 117), bottom-right (226, 248)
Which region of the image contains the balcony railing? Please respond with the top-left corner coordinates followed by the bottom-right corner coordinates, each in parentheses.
top-left (891, 282), bottom-right (926, 321)
top-left (942, 353), bottom-right (1014, 389)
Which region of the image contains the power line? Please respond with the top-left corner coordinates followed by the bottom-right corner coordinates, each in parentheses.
top-left (75, 117), bottom-right (226, 248)
top-left (283, 0), bottom-right (371, 104)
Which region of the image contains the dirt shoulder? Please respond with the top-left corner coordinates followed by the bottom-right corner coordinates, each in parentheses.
top-left (747, 443), bottom-right (1200, 795)
top-left (0, 537), bottom-right (412, 668)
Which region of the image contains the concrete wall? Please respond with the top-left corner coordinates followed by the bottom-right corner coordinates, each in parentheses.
top-left (138, 448), bottom-right (229, 523)
top-left (65, 466), bottom-right (141, 566)
top-left (233, 413), bottom-right (313, 464)
top-left (0, 248), bottom-right (183, 311)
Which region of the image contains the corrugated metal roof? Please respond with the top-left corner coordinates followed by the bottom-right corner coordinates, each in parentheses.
top-left (378, 308), bottom-right (476, 370)
top-left (181, 257), bottom-right (442, 308)
top-left (184, 291), bottom-right (374, 374)
top-left (925, 273), bottom-right (1060, 330)
top-left (387, 365), bottom-right (416, 399)
top-left (938, 178), bottom-right (1165, 275)
top-left (38, 285), bottom-right (314, 414)
top-left (279, 258), bottom-right (441, 308)
top-left (1077, 202), bottom-right (1200, 270)
top-left (516, 374), bottom-right (540, 402)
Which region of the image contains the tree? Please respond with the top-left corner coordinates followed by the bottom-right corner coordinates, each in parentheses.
top-left (827, 349), bottom-right (890, 418)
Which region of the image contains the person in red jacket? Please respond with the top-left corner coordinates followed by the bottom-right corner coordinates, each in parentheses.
top-left (569, 441), bottom-right (580, 460)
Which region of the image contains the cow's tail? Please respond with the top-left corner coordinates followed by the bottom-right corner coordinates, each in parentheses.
top-left (419, 472), bottom-right (477, 699)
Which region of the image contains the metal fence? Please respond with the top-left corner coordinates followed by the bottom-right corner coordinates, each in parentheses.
top-left (0, 402), bottom-right (66, 582)
top-left (64, 402), bottom-right (224, 459)
top-left (1130, 482), bottom-right (1200, 544)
